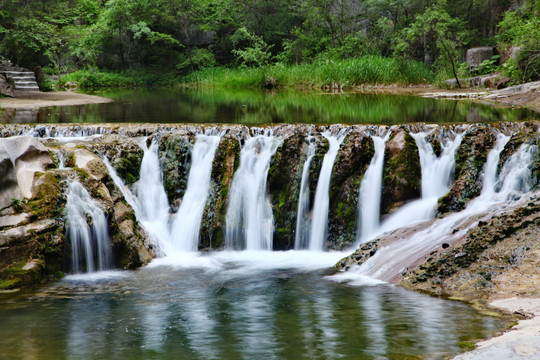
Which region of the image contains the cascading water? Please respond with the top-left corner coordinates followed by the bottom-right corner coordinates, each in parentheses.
top-left (475, 133), bottom-right (511, 201)
top-left (309, 129), bottom-right (348, 251)
top-left (356, 136), bottom-right (537, 282)
top-left (104, 138), bottom-right (172, 255)
top-left (171, 134), bottom-right (221, 251)
top-left (368, 131), bottom-right (463, 239)
top-left (294, 137), bottom-right (316, 250)
top-left (226, 132), bottom-right (282, 250)
top-left (132, 139), bottom-right (172, 254)
top-left (105, 135), bottom-right (222, 255)
top-left (65, 181), bottom-right (113, 273)
top-left (356, 131), bottom-right (391, 243)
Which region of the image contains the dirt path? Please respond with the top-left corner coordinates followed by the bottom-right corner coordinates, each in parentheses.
top-left (0, 90), bottom-right (112, 110)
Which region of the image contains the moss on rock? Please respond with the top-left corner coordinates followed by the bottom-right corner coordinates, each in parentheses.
top-left (268, 134), bottom-right (306, 250)
top-left (199, 135), bottom-right (240, 249)
top-left (438, 127), bottom-right (496, 214)
top-left (160, 133), bottom-right (193, 211)
top-left (381, 129), bottom-right (421, 215)
top-left (328, 132), bottom-right (374, 249)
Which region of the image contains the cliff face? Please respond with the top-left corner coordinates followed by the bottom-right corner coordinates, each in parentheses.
top-left (1, 121), bottom-right (538, 295)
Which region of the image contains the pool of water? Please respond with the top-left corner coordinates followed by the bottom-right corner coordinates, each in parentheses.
top-left (0, 252), bottom-right (506, 360)
top-left (1, 88), bottom-right (537, 124)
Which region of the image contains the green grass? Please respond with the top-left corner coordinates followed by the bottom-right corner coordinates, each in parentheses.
top-left (182, 56), bottom-right (434, 87)
top-left (56, 56), bottom-right (433, 89)
top-left (59, 69), bottom-right (180, 89)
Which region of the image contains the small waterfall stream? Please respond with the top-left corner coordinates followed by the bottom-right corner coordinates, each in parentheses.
top-left (171, 134), bottom-right (221, 251)
top-left (294, 137), bottom-right (316, 250)
top-left (356, 131), bottom-right (391, 242)
top-left (133, 139), bottom-right (172, 255)
top-left (367, 131), bottom-right (463, 240)
top-left (65, 181), bottom-right (113, 273)
top-left (309, 129), bottom-right (348, 251)
top-left (225, 132), bottom-right (282, 250)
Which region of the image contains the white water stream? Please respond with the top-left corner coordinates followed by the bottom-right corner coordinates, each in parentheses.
top-left (225, 132), bottom-right (282, 250)
top-left (65, 181), bottom-right (112, 273)
top-left (309, 130), bottom-right (348, 251)
top-left (294, 137), bottom-right (317, 250)
top-left (363, 131), bottom-right (464, 241)
top-left (357, 132), bottom-right (391, 242)
top-left (171, 135), bottom-right (221, 251)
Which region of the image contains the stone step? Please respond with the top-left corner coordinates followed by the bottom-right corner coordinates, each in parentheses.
top-left (6, 76), bottom-right (37, 81)
top-left (16, 81), bottom-right (38, 85)
top-left (16, 87), bottom-right (40, 92)
top-left (2, 71), bottom-right (39, 91)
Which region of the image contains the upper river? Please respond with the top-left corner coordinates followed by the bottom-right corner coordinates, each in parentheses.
top-left (1, 87), bottom-right (538, 124)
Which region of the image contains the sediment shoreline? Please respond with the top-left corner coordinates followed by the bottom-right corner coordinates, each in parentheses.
top-left (0, 90), bottom-right (112, 110)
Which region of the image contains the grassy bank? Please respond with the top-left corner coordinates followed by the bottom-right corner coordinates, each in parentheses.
top-left (58, 56), bottom-right (434, 90)
top-left (58, 69), bottom-right (180, 89)
top-left (182, 56), bottom-right (434, 88)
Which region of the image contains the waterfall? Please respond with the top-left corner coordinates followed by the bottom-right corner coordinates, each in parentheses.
top-left (294, 137), bottom-right (316, 250)
top-left (225, 133), bottom-right (282, 250)
top-left (477, 133), bottom-right (511, 199)
top-left (105, 135), bottom-right (222, 255)
top-left (132, 139), bottom-right (172, 254)
top-left (104, 139), bottom-right (172, 255)
top-left (309, 129), bottom-right (348, 251)
top-left (356, 132), bottom-right (391, 242)
top-left (65, 181), bottom-right (112, 273)
top-left (368, 131), bottom-right (463, 239)
top-left (413, 131), bottom-right (464, 199)
top-left (357, 137), bottom-right (537, 282)
top-left (171, 134), bottom-right (221, 251)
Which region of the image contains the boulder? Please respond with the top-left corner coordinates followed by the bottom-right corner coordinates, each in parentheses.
top-left (0, 137), bottom-right (53, 209)
top-left (0, 74), bottom-right (14, 97)
top-left (466, 47), bottom-right (495, 73)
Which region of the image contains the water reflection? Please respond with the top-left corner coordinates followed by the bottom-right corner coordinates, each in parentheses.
top-left (1, 88), bottom-right (537, 124)
top-left (0, 253), bottom-right (509, 359)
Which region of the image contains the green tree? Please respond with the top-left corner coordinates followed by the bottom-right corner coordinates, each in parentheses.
top-left (231, 27), bottom-right (273, 67)
top-left (394, 1), bottom-right (465, 87)
top-left (497, 0), bottom-right (540, 82)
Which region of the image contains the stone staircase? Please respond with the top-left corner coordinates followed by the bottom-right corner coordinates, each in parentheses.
top-left (2, 71), bottom-right (40, 91)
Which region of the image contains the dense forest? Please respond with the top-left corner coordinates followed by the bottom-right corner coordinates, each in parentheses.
top-left (0, 0), bottom-right (538, 87)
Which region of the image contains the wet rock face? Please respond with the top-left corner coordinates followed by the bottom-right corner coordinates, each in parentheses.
top-left (381, 129), bottom-right (421, 215)
top-left (159, 133), bottom-right (193, 211)
top-left (335, 239), bottom-right (380, 270)
top-left (199, 135), bottom-right (240, 249)
top-left (438, 127), bottom-right (496, 214)
top-left (328, 132), bottom-right (374, 249)
top-left (89, 135), bottom-right (144, 186)
top-left (268, 134), bottom-right (307, 250)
